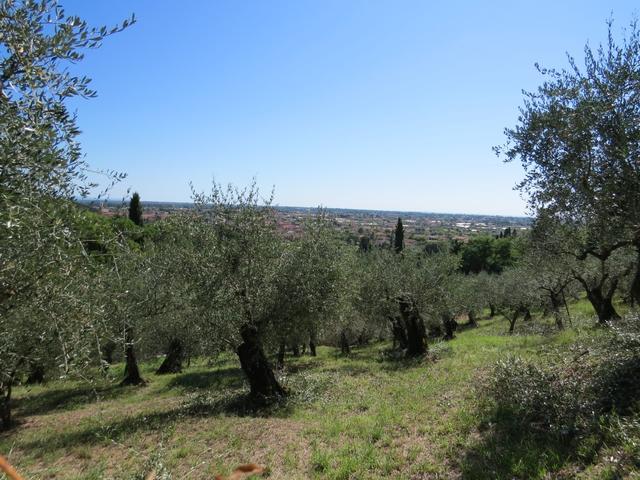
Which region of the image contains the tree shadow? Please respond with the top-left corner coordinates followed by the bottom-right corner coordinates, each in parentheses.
top-left (323, 363), bottom-right (373, 377)
top-left (18, 389), bottom-right (297, 457)
top-left (165, 367), bottom-right (245, 391)
top-left (14, 383), bottom-right (129, 417)
top-left (458, 411), bottom-right (578, 479)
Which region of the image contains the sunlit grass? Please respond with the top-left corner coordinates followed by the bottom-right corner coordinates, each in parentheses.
top-left (1, 312), bottom-right (637, 479)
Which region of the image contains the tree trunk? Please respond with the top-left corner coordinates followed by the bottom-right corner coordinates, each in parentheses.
top-left (340, 330), bottom-right (351, 355)
top-left (309, 333), bottom-right (317, 357)
top-left (467, 310), bottom-right (477, 327)
top-left (0, 380), bottom-right (12, 431)
top-left (489, 303), bottom-right (496, 318)
top-left (156, 338), bottom-right (184, 375)
top-left (389, 315), bottom-right (408, 350)
top-left (101, 340), bottom-right (116, 373)
top-left (121, 343), bottom-right (145, 386)
top-left (103, 340), bottom-right (116, 365)
top-left (398, 296), bottom-right (427, 356)
top-left (630, 246), bottom-right (640, 306)
top-left (442, 314), bottom-right (457, 341)
top-left (291, 344), bottom-right (301, 357)
top-left (276, 342), bottom-right (285, 369)
top-left (522, 307), bottom-right (532, 322)
top-left (585, 285), bottom-right (621, 324)
top-left (237, 324), bottom-right (285, 402)
top-left (26, 363), bottom-right (45, 384)
top-left (549, 292), bottom-right (564, 331)
top-left (301, 343), bottom-right (306, 355)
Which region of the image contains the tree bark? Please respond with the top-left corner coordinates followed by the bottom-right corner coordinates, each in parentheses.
top-left (276, 342), bottom-right (285, 369)
top-left (441, 314), bottom-right (457, 341)
top-left (291, 344), bottom-right (301, 357)
top-left (309, 333), bottom-right (317, 357)
top-left (156, 338), bottom-right (184, 375)
top-left (389, 315), bottom-right (408, 350)
top-left (340, 330), bottom-right (351, 355)
top-left (508, 311), bottom-right (520, 334)
top-left (467, 310), bottom-right (477, 327)
top-left (630, 245), bottom-right (640, 306)
top-left (398, 296), bottom-right (427, 356)
top-left (585, 285), bottom-right (621, 324)
top-left (489, 303), bottom-right (496, 318)
top-left (237, 324), bottom-right (285, 402)
top-left (121, 343), bottom-right (145, 386)
top-left (0, 380), bottom-right (12, 431)
top-left (102, 340), bottom-right (116, 365)
top-left (26, 362), bottom-right (45, 384)
top-left (549, 292), bottom-right (565, 331)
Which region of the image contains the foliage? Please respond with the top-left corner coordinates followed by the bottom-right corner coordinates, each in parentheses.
top-left (128, 192), bottom-right (143, 226)
top-left (459, 236), bottom-right (520, 274)
top-left (394, 217), bottom-right (404, 253)
top-left (0, 0), bottom-right (133, 429)
top-left (487, 315), bottom-right (640, 441)
top-left (497, 19), bottom-right (640, 310)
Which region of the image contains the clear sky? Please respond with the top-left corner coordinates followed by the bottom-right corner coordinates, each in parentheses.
top-left (64, 0), bottom-right (638, 216)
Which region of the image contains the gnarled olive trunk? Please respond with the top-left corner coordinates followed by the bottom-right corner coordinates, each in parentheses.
top-left (156, 338), bottom-right (184, 375)
top-left (467, 310), bottom-right (477, 327)
top-left (549, 292), bottom-right (565, 330)
top-left (584, 285), bottom-right (620, 324)
top-left (26, 362), bottom-right (45, 384)
top-left (291, 344), bottom-right (301, 357)
top-left (507, 310), bottom-right (520, 334)
top-left (441, 314), bottom-right (457, 341)
top-left (389, 315), bottom-right (408, 350)
top-left (398, 296), bottom-right (427, 356)
top-left (121, 326), bottom-right (145, 386)
top-left (121, 344), bottom-right (145, 386)
top-left (237, 324), bottom-right (285, 401)
top-left (340, 330), bottom-right (351, 355)
top-left (0, 380), bottom-right (12, 431)
top-left (276, 342), bottom-right (286, 369)
top-left (102, 340), bottom-right (116, 366)
top-left (630, 246), bottom-right (640, 306)
top-left (309, 332), bottom-right (317, 357)
top-left (489, 303), bottom-right (496, 318)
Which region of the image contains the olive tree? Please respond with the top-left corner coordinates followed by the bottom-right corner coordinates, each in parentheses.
top-left (179, 181), bottom-right (287, 401)
top-left (269, 211), bottom-right (347, 365)
top-left (0, 0), bottom-right (132, 429)
top-left (497, 20), bottom-right (640, 318)
top-left (493, 267), bottom-right (541, 334)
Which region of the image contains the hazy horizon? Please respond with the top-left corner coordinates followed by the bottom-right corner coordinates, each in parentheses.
top-left (84, 197), bottom-right (533, 219)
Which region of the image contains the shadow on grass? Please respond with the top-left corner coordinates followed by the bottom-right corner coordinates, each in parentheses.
top-left (165, 367), bottom-right (245, 391)
top-left (18, 388), bottom-right (297, 456)
top-left (14, 383), bottom-right (129, 417)
top-left (459, 411), bottom-right (578, 479)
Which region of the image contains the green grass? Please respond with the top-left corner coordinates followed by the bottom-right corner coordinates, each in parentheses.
top-left (1, 312), bottom-right (637, 479)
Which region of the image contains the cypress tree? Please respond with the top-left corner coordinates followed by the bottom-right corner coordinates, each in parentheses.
top-left (394, 217), bottom-right (404, 253)
top-left (128, 192), bottom-right (143, 226)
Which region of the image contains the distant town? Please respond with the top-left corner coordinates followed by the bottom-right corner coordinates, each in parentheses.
top-left (84, 199), bottom-right (532, 250)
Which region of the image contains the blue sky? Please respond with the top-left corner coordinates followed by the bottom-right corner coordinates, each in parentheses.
top-left (65, 1), bottom-right (638, 216)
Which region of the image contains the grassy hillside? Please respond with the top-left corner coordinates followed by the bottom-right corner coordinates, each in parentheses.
top-left (1, 310), bottom-right (638, 479)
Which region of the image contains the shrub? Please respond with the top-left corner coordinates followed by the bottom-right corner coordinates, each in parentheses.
top-left (486, 315), bottom-right (640, 442)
